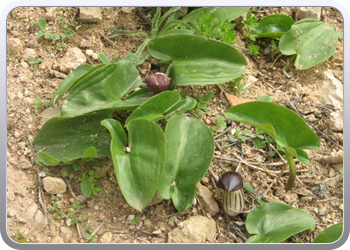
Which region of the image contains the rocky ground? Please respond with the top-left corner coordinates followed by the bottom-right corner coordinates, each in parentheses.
top-left (6, 7), bottom-right (343, 244)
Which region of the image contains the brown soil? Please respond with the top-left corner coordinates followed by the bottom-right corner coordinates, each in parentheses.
top-left (6, 7), bottom-right (343, 244)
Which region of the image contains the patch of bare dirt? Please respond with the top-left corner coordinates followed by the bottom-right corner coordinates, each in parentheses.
top-left (6, 7), bottom-right (343, 244)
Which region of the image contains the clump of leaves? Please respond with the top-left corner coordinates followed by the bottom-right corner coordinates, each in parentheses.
top-left (28, 58), bottom-right (43, 69)
top-left (33, 96), bottom-right (50, 111)
top-left (212, 115), bottom-right (227, 132)
top-left (78, 170), bottom-right (101, 198)
top-left (194, 92), bottom-right (213, 115)
top-left (191, 12), bottom-right (237, 44)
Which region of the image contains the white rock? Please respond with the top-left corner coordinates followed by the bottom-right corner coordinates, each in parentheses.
top-left (100, 232), bottom-right (112, 243)
top-left (120, 7), bottom-right (135, 14)
top-left (195, 183), bottom-right (219, 216)
top-left (23, 203), bottom-right (48, 231)
top-left (7, 37), bottom-right (22, 57)
top-left (19, 159), bottom-right (32, 169)
top-left (22, 48), bottom-right (37, 62)
top-left (42, 176), bottom-right (67, 194)
top-left (60, 227), bottom-right (73, 242)
top-left (297, 7), bottom-right (322, 20)
top-left (328, 110), bottom-right (343, 131)
top-left (79, 7), bottom-right (102, 23)
top-left (168, 215), bottom-right (217, 243)
top-left (315, 70), bottom-right (343, 110)
top-left (58, 47), bottom-right (86, 73)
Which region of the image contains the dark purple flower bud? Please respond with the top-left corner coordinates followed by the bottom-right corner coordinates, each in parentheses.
top-left (145, 72), bottom-right (171, 94)
top-left (217, 171), bottom-right (243, 192)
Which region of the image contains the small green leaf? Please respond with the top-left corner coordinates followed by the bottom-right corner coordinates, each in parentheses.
top-left (255, 14), bottom-right (295, 39)
top-left (37, 30), bottom-right (45, 38)
top-left (38, 18), bottom-right (46, 30)
top-left (243, 183), bottom-right (255, 194)
top-left (81, 175), bottom-right (92, 198)
top-left (246, 202), bottom-right (316, 243)
top-left (51, 33), bottom-right (60, 41)
top-left (98, 53), bottom-right (111, 64)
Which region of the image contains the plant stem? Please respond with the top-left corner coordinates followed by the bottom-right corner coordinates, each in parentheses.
top-left (284, 153), bottom-right (296, 190)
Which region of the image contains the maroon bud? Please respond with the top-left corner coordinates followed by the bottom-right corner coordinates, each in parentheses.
top-left (217, 171), bottom-right (243, 192)
top-left (144, 72), bottom-right (171, 94)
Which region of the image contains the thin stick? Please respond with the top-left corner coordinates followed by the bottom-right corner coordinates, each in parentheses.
top-left (92, 222), bottom-right (105, 236)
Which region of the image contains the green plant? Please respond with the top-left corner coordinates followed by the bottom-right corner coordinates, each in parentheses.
top-left (224, 101), bottom-right (320, 190)
top-left (15, 229), bottom-right (30, 243)
top-left (33, 96), bottom-right (50, 111)
top-left (85, 225), bottom-right (97, 242)
top-left (28, 57), bottom-right (43, 69)
top-left (79, 170), bottom-right (101, 198)
top-left (212, 115), bottom-right (227, 132)
top-left (247, 43), bottom-right (260, 55)
top-left (242, 12), bottom-right (259, 41)
top-left (251, 14), bottom-right (340, 70)
top-left (229, 75), bottom-right (247, 95)
top-left (229, 127), bottom-right (252, 142)
top-left (194, 92), bottom-right (213, 115)
top-left (245, 202), bottom-right (315, 243)
top-left (33, 17), bottom-right (75, 51)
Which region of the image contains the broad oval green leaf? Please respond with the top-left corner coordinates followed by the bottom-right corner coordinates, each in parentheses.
top-left (313, 222), bottom-right (343, 243)
top-left (246, 202), bottom-right (316, 243)
top-left (125, 90), bottom-right (196, 126)
top-left (33, 111), bottom-right (112, 166)
top-left (101, 118), bottom-right (166, 212)
top-left (158, 114), bottom-right (215, 211)
top-left (148, 32), bottom-right (247, 87)
top-left (255, 14), bottom-right (295, 39)
top-left (61, 61), bottom-right (150, 117)
top-left (279, 18), bottom-right (338, 70)
top-left (224, 101), bottom-right (320, 163)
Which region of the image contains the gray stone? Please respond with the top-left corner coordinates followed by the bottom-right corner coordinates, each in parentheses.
top-left (19, 159), bottom-right (32, 169)
top-left (328, 110), bottom-right (343, 131)
top-left (60, 227), bottom-right (73, 242)
top-left (297, 7), bottom-right (322, 20)
top-left (7, 37), bottom-right (22, 57)
top-left (23, 203), bottom-right (48, 231)
top-left (195, 183), bottom-right (219, 216)
top-left (168, 215), bottom-right (217, 243)
top-left (58, 47), bottom-right (86, 73)
top-left (45, 7), bottom-right (57, 21)
top-left (79, 7), bottom-right (102, 23)
top-left (120, 7), bottom-right (135, 14)
top-left (100, 231), bottom-right (112, 243)
top-left (315, 70), bottom-right (343, 110)
top-left (22, 48), bottom-right (37, 62)
top-left (42, 176), bottom-right (67, 194)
